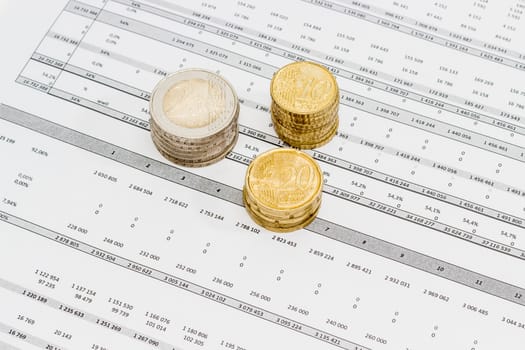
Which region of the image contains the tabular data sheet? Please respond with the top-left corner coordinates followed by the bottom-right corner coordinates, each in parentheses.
top-left (0, 0), bottom-right (524, 349)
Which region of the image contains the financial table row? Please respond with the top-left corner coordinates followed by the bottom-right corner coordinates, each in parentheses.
top-left (0, 105), bottom-right (524, 350)
top-left (17, 0), bottom-right (525, 256)
top-left (335, 0), bottom-right (525, 60)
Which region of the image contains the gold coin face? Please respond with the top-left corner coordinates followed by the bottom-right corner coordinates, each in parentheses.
top-left (246, 148), bottom-right (322, 210)
top-left (271, 61), bottom-right (338, 115)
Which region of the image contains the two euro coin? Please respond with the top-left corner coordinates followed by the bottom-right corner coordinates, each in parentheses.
top-left (150, 69), bottom-right (239, 167)
top-left (243, 148), bottom-right (323, 233)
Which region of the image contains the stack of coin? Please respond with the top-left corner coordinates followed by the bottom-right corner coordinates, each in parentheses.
top-left (270, 61), bottom-right (339, 149)
top-left (150, 69), bottom-right (239, 167)
top-left (243, 148), bottom-right (323, 233)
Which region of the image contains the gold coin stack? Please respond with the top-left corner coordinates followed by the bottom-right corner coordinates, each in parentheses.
top-left (150, 69), bottom-right (239, 167)
top-left (243, 148), bottom-right (323, 233)
top-left (270, 61), bottom-right (339, 149)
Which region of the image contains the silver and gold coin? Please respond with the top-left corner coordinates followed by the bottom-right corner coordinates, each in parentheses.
top-left (149, 69), bottom-right (239, 167)
top-left (243, 148), bottom-right (323, 233)
top-left (270, 61), bottom-right (339, 149)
